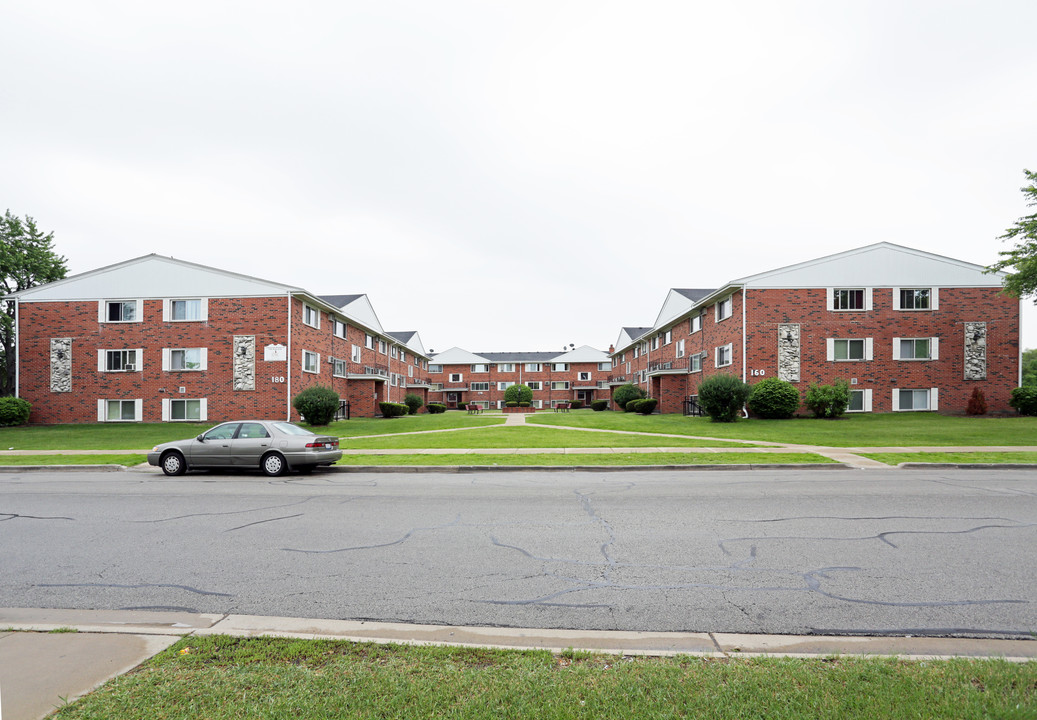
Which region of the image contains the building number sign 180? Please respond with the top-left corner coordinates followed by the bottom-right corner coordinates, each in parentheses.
top-left (272, 376), bottom-right (286, 383)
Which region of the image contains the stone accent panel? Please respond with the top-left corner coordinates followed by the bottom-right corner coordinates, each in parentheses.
top-left (233, 335), bottom-right (256, 391)
top-left (50, 338), bottom-right (72, 392)
top-left (777, 323), bottom-right (801, 382)
top-left (964, 322), bottom-right (987, 381)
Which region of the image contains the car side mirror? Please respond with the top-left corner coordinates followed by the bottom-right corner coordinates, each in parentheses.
top-left (196, 434), bottom-right (206, 442)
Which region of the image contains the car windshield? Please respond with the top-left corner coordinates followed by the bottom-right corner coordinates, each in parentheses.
top-left (271, 422), bottom-right (314, 436)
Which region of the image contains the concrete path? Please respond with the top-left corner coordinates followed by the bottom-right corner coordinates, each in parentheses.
top-left (1, 607), bottom-right (1033, 720)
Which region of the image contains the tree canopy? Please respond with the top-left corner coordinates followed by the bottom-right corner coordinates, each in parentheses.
top-left (1, 210), bottom-right (68, 395)
top-left (988, 169), bottom-right (1037, 300)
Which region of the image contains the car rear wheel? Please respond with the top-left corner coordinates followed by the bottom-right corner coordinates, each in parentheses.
top-left (161, 451), bottom-right (187, 476)
top-left (261, 452), bottom-right (287, 477)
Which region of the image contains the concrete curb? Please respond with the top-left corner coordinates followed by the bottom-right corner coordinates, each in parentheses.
top-left (0, 464), bottom-right (128, 473)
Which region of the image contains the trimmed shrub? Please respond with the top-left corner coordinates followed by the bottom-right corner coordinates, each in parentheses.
top-left (427, 403), bottom-right (447, 414)
top-left (747, 378), bottom-right (800, 419)
top-left (0, 397), bottom-right (31, 426)
top-left (805, 380), bottom-right (851, 419)
top-left (519, 402), bottom-right (531, 407)
top-left (504, 384), bottom-right (534, 405)
top-left (613, 383), bottom-right (645, 410)
top-left (505, 401), bottom-right (518, 407)
top-left (623, 398), bottom-right (639, 412)
top-left (635, 397), bottom-right (658, 415)
top-left (697, 375), bottom-right (750, 423)
top-left (403, 393), bottom-right (424, 415)
top-left (379, 402), bottom-right (409, 418)
top-left (570, 400), bottom-right (584, 410)
top-left (291, 385), bottom-right (340, 426)
top-left (1009, 387), bottom-right (1037, 416)
top-left (966, 388), bottom-right (988, 416)
top-left (591, 399), bottom-right (609, 411)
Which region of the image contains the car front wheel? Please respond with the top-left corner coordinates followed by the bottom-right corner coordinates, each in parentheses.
top-left (161, 451), bottom-right (187, 476)
top-left (261, 452), bottom-right (287, 477)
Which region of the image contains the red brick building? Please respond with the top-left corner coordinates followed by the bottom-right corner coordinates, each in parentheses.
top-left (428, 346), bottom-right (613, 409)
top-left (611, 243), bottom-right (1021, 415)
top-left (7, 255), bottom-right (431, 423)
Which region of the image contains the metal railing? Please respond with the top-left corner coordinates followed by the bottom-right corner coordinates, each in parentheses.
top-left (683, 395), bottom-right (703, 417)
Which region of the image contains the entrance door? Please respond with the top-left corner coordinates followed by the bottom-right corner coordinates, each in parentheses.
top-left (447, 392), bottom-right (459, 408)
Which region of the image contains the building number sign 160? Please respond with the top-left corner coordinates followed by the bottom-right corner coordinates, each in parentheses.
top-left (749, 369), bottom-right (766, 376)
top-left (271, 376), bottom-right (286, 383)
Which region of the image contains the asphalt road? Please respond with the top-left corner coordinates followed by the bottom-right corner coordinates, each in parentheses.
top-left (2, 468), bottom-right (1034, 638)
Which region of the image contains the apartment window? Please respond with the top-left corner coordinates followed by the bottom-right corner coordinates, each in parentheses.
top-left (690, 314), bottom-right (702, 334)
top-left (578, 372), bottom-right (591, 382)
top-left (101, 399), bottom-right (140, 422)
top-left (525, 363), bottom-right (541, 372)
top-left (170, 399), bottom-right (203, 421)
top-left (598, 362), bottom-right (611, 371)
top-left (834, 339), bottom-right (865, 361)
top-left (895, 388), bottom-right (938, 412)
top-left (633, 347), bottom-right (639, 358)
top-left (895, 337), bottom-right (938, 360)
top-left (378, 340), bottom-right (387, 354)
top-left (449, 373), bottom-right (463, 383)
top-left (626, 362), bottom-right (631, 373)
top-left (168, 348), bottom-right (204, 371)
top-left (303, 350), bottom-right (319, 374)
top-left (365, 334), bottom-right (375, 350)
top-left (408, 365), bottom-right (413, 378)
top-left (553, 363), bottom-right (569, 372)
top-left (334, 319), bottom-right (347, 339)
top-left (499, 363), bottom-right (515, 372)
top-left (715, 344), bottom-right (733, 368)
top-left (527, 381), bottom-right (542, 391)
top-left (664, 330), bottom-right (672, 345)
top-left (830, 288), bottom-right (868, 311)
top-left (104, 300), bottom-right (138, 322)
top-left (303, 305), bottom-right (320, 328)
top-left (847, 389), bottom-right (872, 413)
top-left (390, 374), bottom-right (398, 387)
top-left (690, 353), bottom-right (702, 373)
top-left (532, 400), bottom-right (543, 409)
top-left (333, 359), bottom-right (347, 377)
top-left (391, 346), bottom-right (398, 359)
top-left (351, 345), bottom-right (362, 363)
top-left (497, 381), bottom-right (515, 391)
top-left (716, 297), bottom-right (733, 321)
top-left (597, 381), bottom-right (609, 389)
top-left (676, 339), bottom-right (686, 358)
top-left (429, 364), bottom-right (443, 373)
top-left (432, 383), bottom-right (444, 391)
top-left (551, 381), bottom-right (570, 390)
top-left (651, 336), bottom-right (659, 350)
top-left (401, 351), bottom-right (407, 363)
top-left (898, 288), bottom-right (931, 310)
top-left (168, 299), bottom-right (203, 321)
top-left (103, 349), bottom-right (139, 372)
top-left (619, 354), bottom-right (625, 363)
top-left (472, 364), bottom-right (489, 373)
top-left (471, 382), bottom-right (490, 391)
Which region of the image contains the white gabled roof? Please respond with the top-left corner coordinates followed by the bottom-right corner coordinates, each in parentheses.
top-left (553, 345), bottom-right (610, 363)
top-left (430, 347), bottom-right (490, 365)
top-left (8, 254), bottom-right (301, 300)
top-left (389, 331), bottom-right (428, 359)
top-left (335, 294), bottom-right (385, 335)
top-left (733, 242), bottom-right (1005, 289)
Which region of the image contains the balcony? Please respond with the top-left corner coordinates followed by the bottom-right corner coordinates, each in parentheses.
top-left (647, 358), bottom-right (689, 374)
top-left (348, 362), bottom-right (389, 379)
top-left (606, 375), bottom-right (628, 384)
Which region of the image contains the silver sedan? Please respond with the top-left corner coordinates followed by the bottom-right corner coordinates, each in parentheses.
top-left (147, 420), bottom-right (342, 476)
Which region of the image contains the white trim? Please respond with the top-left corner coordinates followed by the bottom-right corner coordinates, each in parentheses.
top-left (892, 337), bottom-right (901, 360)
top-left (826, 288), bottom-right (834, 311)
top-left (302, 349), bottom-right (320, 374)
top-left (826, 338), bottom-right (835, 362)
top-left (892, 288), bottom-right (901, 311)
top-left (864, 388), bottom-right (872, 413)
top-left (932, 288), bottom-right (939, 310)
top-left (99, 299), bottom-right (143, 323)
top-left (931, 337), bottom-right (939, 360)
top-left (931, 387), bottom-right (939, 411)
top-left (892, 389), bottom-right (900, 412)
top-left (97, 399), bottom-right (105, 422)
top-left (162, 348), bottom-right (170, 371)
top-left (161, 398), bottom-right (170, 421)
top-left (97, 349), bottom-right (105, 372)
top-left (864, 287), bottom-right (873, 311)
top-left (864, 337), bottom-right (874, 361)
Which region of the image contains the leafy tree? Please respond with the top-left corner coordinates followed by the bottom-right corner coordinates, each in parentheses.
top-left (1022, 348), bottom-right (1037, 387)
top-left (988, 169), bottom-right (1037, 300)
top-left (805, 380), bottom-right (851, 419)
top-left (403, 393), bottom-right (424, 415)
top-left (504, 384), bottom-right (533, 405)
top-left (1, 211), bottom-right (67, 396)
top-left (612, 383), bottom-right (645, 410)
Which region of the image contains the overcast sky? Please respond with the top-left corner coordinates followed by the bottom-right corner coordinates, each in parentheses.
top-left (3, 1), bottom-right (1035, 353)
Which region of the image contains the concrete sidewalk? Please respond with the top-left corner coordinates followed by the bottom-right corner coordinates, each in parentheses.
top-left (1, 608), bottom-right (1034, 720)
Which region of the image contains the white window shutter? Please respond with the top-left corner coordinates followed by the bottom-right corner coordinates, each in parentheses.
top-left (199, 299), bottom-right (209, 321)
top-left (97, 350), bottom-right (105, 372)
top-left (200, 348), bottom-right (208, 370)
top-left (162, 349), bottom-right (170, 371)
top-left (136, 349), bottom-right (143, 370)
top-left (199, 398), bottom-right (208, 421)
top-left (930, 388), bottom-right (939, 411)
top-left (826, 288), bottom-right (834, 311)
top-left (97, 399), bottom-right (106, 421)
top-left (892, 288), bottom-right (901, 311)
top-left (162, 300), bottom-right (170, 322)
top-left (133, 399), bottom-right (142, 421)
top-left (930, 337), bottom-right (939, 360)
top-left (97, 301), bottom-right (106, 323)
top-left (826, 338), bottom-right (835, 362)
top-left (892, 389), bottom-right (900, 412)
top-left (864, 288), bottom-right (873, 311)
top-left (892, 338), bottom-right (901, 360)
top-left (931, 288), bottom-right (939, 310)
top-left (864, 389), bottom-right (873, 412)
top-left (865, 338), bottom-right (874, 361)
top-left (161, 398), bottom-right (170, 421)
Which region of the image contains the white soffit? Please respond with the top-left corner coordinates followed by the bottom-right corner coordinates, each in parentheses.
top-left (430, 347), bottom-right (490, 364)
top-left (734, 242), bottom-right (1005, 289)
top-left (10, 254), bottom-right (299, 300)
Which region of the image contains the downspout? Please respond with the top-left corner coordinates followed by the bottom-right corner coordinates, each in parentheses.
top-left (13, 297), bottom-right (19, 398)
top-left (1020, 296), bottom-right (1025, 388)
top-left (286, 293), bottom-right (293, 421)
top-left (741, 285), bottom-right (747, 383)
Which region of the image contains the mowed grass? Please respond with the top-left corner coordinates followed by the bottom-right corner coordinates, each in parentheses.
top-left (340, 426), bottom-right (752, 449)
top-left (861, 451), bottom-right (1037, 466)
top-left (318, 413), bottom-right (505, 437)
top-left (335, 452), bottom-right (829, 466)
top-left (54, 636), bottom-right (1037, 720)
top-left (528, 411), bottom-right (1037, 446)
top-left (0, 454), bottom-right (146, 466)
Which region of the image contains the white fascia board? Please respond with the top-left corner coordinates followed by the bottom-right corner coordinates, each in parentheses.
top-left (430, 347), bottom-right (491, 364)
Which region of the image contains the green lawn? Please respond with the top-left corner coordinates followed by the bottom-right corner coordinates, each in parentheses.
top-left (341, 426), bottom-right (752, 449)
top-left (861, 451), bottom-right (1037, 466)
top-left (320, 413), bottom-right (505, 437)
top-left (0, 454), bottom-right (146, 466)
top-left (53, 635), bottom-right (1037, 720)
top-left (528, 411), bottom-right (1037, 447)
top-left (335, 452), bottom-right (829, 466)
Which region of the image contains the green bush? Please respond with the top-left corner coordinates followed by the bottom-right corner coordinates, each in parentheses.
top-left (570, 400), bottom-right (584, 410)
top-left (427, 403), bottom-right (447, 414)
top-left (635, 397), bottom-right (658, 415)
top-left (291, 385), bottom-right (340, 426)
top-left (505, 401), bottom-right (518, 407)
top-left (613, 384), bottom-right (645, 409)
top-left (623, 398), bottom-right (640, 412)
top-left (519, 402), bottom-right (531, 407)
top-left (379, 402), bottom-right (409, 418)
top-left (805, 380), bottom-right (851, 419)
top-left (403, 393), bottom-right (424, 415)
top-left (1009, 386), bottom-right (1037, 416)
top-left (504, 384), bottom-right (534, 405)
top-left (697, 375), bottom-right (750, 423)
top-left (747, 378), bottom-right (800, 419)
top-left (0, 397), bottom-right (31, 426)
top-left (591, 399), bottom-right (609, 411)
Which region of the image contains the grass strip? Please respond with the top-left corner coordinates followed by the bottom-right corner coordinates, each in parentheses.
top-left (0, 454), bottom-right (146, 466)
top-left (342, 426), bottom-right (752, 449)
top-left (861, 451), bottom-right (1037, 466)
top-left (54, 635), bottom-right (1037, 720)
top-left (527, 411), bottom-right (1037, 446)
top-left (335, 452), bottom-right (829, 466)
